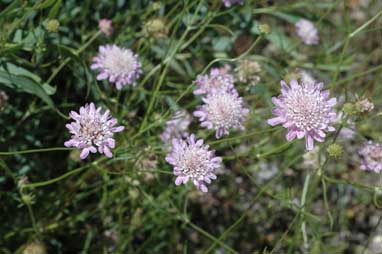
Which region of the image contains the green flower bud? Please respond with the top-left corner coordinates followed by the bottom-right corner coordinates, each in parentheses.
top-left (23, 241), bottom-right (46, 254)
top-left (45, 19), bottom-right (60, 33)
top-left (258, 23), bottom-right (271, 34)
top-left (343, 102), bottom-right (356, 116)
top-left (144, 18), bottom-right (168, 39)
top-left (327, 144), bottom-right (343, 159)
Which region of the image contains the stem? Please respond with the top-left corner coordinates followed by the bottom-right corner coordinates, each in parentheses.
top-left (0, 147), bottom-right (72, 156)
top-left (47, 31), bottom-right (101, 84)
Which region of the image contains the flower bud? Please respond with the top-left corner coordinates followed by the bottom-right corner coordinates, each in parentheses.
top-left (23, 241), bottom-right (46, 254)
top-left (327, 144), bottom-right (343, 159)
top-left (258, 23), bottom-right (271, 34)
top-left (45, 19), bottom-right (59, 33)
top-left (144, 18), bottom-right (168, 39)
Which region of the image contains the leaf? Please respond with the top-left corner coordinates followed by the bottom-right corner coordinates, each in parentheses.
top-left (48, 0), bottom-right (62, 18)
top-left (42, 83), bottom-right (57, 95)
top-left (0, 64), bottom-right (55, 107)
top-left (266, 28), bottom-right (296, 55)
top-left (12, 27), bottom-right (45, 51)
top-left (0, 0), bottom-right (21, 20)
top-left (34, 0), bottom-right (57, 10)
top-left (212, 36), bottom-right (232, 52)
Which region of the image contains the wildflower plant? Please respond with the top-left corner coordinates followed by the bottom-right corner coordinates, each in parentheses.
top-left (268, 80), bottom-right (337, 150)
top-left (295, 19), bottom-right (319, 45)
top-left (359, 141), bottom-right (382, 173)
top-left (64, 103), bottom-right (124, 159)
top-left (160, 110), bottom-right (192, 145)
top-left (194, 67), bottom-right (235, 95)
top-left (165, 134), bottom-right (222, 192)
top-left (98, 19), bottom-right (113, 36)
top-left (194, 89), bottom-right (249, 138)
top-left (91, 45), bottom-right (142, 89)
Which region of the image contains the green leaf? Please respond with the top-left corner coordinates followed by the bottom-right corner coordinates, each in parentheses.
top-left (48, 0), bottom-right (62, 18)
top-left (0, 0), bottom-right (21, 20)
top-left (266, 28), bottom-right (296, 54)
top-left (0, 64), bottom-right (55, 107)
top-left (34, 0), bottom-right (57, 10)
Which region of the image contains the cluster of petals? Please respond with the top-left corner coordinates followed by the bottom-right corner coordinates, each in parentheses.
top-left (194, 67), bottom-right (235, 95)
top-left (193, 66), bottom-right (249, 139)
top-left (359, 141), bottom-right (382, 173)
top-left (295, 19), bottom-right (319, 45)
top-left (98, 19), bottom-right (113, 36)
top-left (91, 44), bottom-right (142, 90)
top-left (160, 110), bottom-right (192, 145)
top-left (64, 103), bottom-right (124, 159)
top-left (268, 80), bottom-right (337, 150)
top-left (165, 134), bottom-right (222, 192)
top-left (222, 0), bottom-right (244, 7)
top-left (194, 89), bottom-right (249, 138)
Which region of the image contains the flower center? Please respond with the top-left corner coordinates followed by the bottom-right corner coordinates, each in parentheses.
top-left (206, 93), bottom-right (241, 128)
top-left (79, 116), bottom-right (109, 146)
top-left (285, 87), bottom-right (325, 131)
top-left (180, 147), bottom-right (210, 179)
top-left (370, 146), bottom-right (382, 160)
top-left (104, 48), bottom-right (135, 76)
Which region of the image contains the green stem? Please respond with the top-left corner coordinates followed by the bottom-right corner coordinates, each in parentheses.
top-left (0, 147), bottom-right (72, 156)
top-left (47, 31), bottom-right (101, 84)
top-left (23, 162), bottom-right (99, 188)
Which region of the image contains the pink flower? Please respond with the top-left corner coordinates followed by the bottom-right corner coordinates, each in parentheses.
top-left (359, 141), bottom-right (382, 173)
top-left (194, 67), bottom-right (235, 95)
top-left (268, 80), bottom-right (337, 150)
top-left (98, 19), bottom-right (113, 37)
top-left (160, 110), bottom-right (192, 145)
top-left (64, 103), bottom-right (124, 159)
top-left (91, 45), bottom-right (142, 90)
top-left (222, 0), bottom-right (244, 7)
top-left (295, 19), bottom-right (319, 45)
top-left (165, 134), bottom-right (222, 192)
top-left (194, 89), bottom-right (249, 139)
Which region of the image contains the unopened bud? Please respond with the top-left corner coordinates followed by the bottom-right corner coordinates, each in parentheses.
top-left (327, 144), bottom-right (343, 159)
top-left (258, 23), bottom-right (271, 34)
top-left (45, 19), bottom-right (59, 33)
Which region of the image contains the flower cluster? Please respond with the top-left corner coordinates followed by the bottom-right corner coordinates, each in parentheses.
top-left (91, 44), bottom-right (142, 89)
top-left (65, 16), bottom-right (349, 195)
top-left (64, 103), bottom-right (124, 159)
top-left (295, 19), bottom-right (319, 45)
top-left (234, 59), bottom-right (261, 86)
top-left (194, 89), bottom-right (249, 138)
top-left (268, 79), bottom-right (337, 150)
top-left (193, 67), bottom-right (249, 139)
top-left (99, 19), bottom-right (113, 37)
top-left (165, 134), bottom-right (222, 192)
top-left (359, 141), bottom-right (382, 173)
top-left (160, 110), bottom-right (192, 145)
top-left (194, 66), bottom-right (234, 95)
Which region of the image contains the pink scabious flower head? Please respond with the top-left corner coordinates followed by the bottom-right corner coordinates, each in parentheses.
top-left (64, 103), bottom-right (124, 159)
top-left (194, 67), bottom-right (235, 95)
top-left (98, 19), bottom-right (113, 37)
top-left (165, 134), bottom-right (222, 192)
top-left (91, 45), bottom-right (142, 90)
top-left (160, 110), bottom-right (192, 145)
top-left (194, 89), bottom-right (249, 139)
top-left (295, 19), bottom-right (319, 45)
top-left (268, 80), bottom-right (337, 151)
top-left (222, 0), bottom-right (244, 7)
top-left (359, 141), bottom-right (382, 173)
